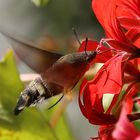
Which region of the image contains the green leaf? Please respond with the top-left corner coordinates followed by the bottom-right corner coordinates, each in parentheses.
top-left (0, 50), bottom-right (74, 140)
top-left (31, 0), bottom-right (49, 7)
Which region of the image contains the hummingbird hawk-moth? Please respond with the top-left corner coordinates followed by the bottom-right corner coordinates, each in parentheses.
top-left (1, 31), bottom-right (97, 115)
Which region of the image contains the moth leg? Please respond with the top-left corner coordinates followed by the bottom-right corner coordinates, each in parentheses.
top-left (48, 94), bottom-right (64, 110)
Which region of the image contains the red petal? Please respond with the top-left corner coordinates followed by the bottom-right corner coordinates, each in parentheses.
top-left (98, 125), bottom-right (115, 140)
top-left (78, 40), bottom-right (98, 52)
top-left (118, 17), bottom-right (140, 30)
top-left (126, 28), bottom-right (140, 48)
top-left (116, 0), bottom-right (140, 31)
top-left (79, 78), bottom-right (117, 125)
top-left (89, 54), bottom-right (126, 96)
top-left (116, 0), bottom-right (140, 19)
top-left (106, 39), bottom-right (137, 53)
top-left (113, 101), bottom-right (139, 140)
top-left (79, 78), bottom-right (105, 121)
top-left (78, 78), bottom-right (89, 118)
top-left (92, 0), bottom-right (117, 39)
top-left (125, 62), bottom-right (140, 78)
top-left (136, 136), bottom-right (140, 140)
top-left (96, 44), bottom-right (113, 63)
top-left (79, 87), bottom-right (117, 125)
top-left (124, 83), bottom-right (137, 113)
top-left (92, 0), bottom-right (138, 52)
top-left (89, 109), bottom-right (116, 125)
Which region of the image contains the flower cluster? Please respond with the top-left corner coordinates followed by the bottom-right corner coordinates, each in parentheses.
top-left (78, 0), bottom-right (140, 139)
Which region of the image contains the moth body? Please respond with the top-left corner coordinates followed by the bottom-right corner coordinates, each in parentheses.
top-left (14, 51), bottom-right (96, 115)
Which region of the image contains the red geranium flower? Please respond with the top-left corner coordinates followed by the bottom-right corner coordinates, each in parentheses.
top-left (78, 0), bottom-right (140, 139)
top-left (78, 0), bottom-right (140, 126)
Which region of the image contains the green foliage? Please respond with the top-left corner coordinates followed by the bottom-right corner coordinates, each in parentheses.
top-left (0, 50), bottom-right (74, 140)
top-left (31, 0), bottom-right (49, 7)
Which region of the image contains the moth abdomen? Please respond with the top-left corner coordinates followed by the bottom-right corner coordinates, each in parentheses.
top-left (14, 77), bottom-right (51, 115)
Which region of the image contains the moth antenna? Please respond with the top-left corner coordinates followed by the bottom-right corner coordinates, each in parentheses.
top-left (72, 27), bottom-right (81, 45)
top-left (48, 94), bottom-right (64, 110)
top-left (84, 37), bottom-right (88, 57)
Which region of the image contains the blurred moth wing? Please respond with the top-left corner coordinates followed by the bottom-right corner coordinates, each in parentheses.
top-left (0, 30), bottom-right (63, 73)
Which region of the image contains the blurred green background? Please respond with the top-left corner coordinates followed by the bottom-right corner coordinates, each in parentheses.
top-left (0, 0), bottom-right (103, 139)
